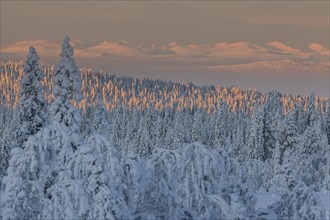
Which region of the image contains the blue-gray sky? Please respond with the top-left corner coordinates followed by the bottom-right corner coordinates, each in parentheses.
top-left (1, 1), bottom-right (329, 96)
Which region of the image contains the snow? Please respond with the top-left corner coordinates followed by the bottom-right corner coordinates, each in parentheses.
top-left (317, 192), bottom-right (330, 219)
top-left (255, 192), bottom-right (282, 209)
top-left (0, 37), bottom-right (329, 219)
top-left (256, 192), bottom-right (330, 220)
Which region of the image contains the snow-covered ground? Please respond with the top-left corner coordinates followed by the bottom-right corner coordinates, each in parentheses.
top-left (317, 192), bottom-right (330, 219)
top-left (255, 192), bottom-right (281, 209)
top-left (256, 192), bottom-right (330, 219)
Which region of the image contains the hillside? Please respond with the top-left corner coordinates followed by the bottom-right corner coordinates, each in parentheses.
top-left (0, 39), bottom-right (329, 219)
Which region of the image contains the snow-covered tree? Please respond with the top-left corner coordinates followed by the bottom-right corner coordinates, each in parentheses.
top-left (0, 106), bottom-right (12, 183)
top-left (263, 92), bottom-right (283, 159)
top-left (247, 105), bottom-right (265, 160)
top-left (3, 37), bottom-right (96, 220)
top-left (1, 136), bottom-right (44, 220)
top-left (271, 112), bottom-right (299, 194)
top-left (0, 52), bottom-right (329, 219)
top-left (86, 134), bottom-right (132, 219)
top-left (173, 111), bottom-right (185, 148)
top-left (50, 36), bottom-right (83, 131)
top-left (297, 118), bottom-right (328, 190)
top-left (91, 92), bottom-right (108, 135)
top-left (41, 37), bottom-right (93, 219)
top-left (214, 101), bottom-right (228, 149)
top-left (19, 47), bottom-right (46, 143)
top-left (110, 102), bottom-right (124, 153)
top-left (136, 148), bottom-right (181, 219)
top-left (123, 154), bottom-right (148, 218)
top-left (269, 183), bottom-right (325, 219)
top-left (135, 115), bottom-right (151, 158)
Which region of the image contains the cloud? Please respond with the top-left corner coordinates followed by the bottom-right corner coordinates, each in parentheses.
top-left (1, 40), bottom-right (60, 57)
top-left (1, 39), bottom-right (328, 75)
top-left (309, 43), bottom-right (330, 55)
top-left (139, 44), bottom-right (176, 55)
top-left (78, 41), bottom-right (140, 58)
top-left (71, 39), bottom-right (84, 47)
top-left (265, 41), bottom-right (307, 57)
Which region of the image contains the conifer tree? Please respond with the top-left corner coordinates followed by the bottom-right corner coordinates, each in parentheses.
top-left (1, 47), bottom-right (46, 220)
top-left (214, 101), bottom-right (228, 148)
top-left (92, 92), bottom-right (108, 134)
top-left (271, 112), bottom-right (299, 194)
top-left (50, 36), bottom-right (83, 131)
top-left (19, 47), bottom-right (46, 143)
top-left (247, 105), bottom-right (265, 160)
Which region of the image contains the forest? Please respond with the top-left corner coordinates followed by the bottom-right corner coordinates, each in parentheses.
top-left (0, 37), bottom-right (329, 219)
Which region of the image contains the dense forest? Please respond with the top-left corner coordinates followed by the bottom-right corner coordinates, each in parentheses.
top-left (0, 37), bottom-right (329, 219)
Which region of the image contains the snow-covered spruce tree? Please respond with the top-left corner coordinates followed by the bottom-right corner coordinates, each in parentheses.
top-left (0, 105), bottom-right (12, 185)
top-left (87, 93), bottom-right (131, 219)
top-left (176, 143), bottom-right (255, 219)
top-left (192, 111), bottom-right (205, 143)
top-left (124, 108), bottom-right (140, 156)
top-left (0, 107), bottom-right (21, 184)
top-left (110, 101), bottom-right (124, 153)
top-left (81, 104), bottom-right (93, 138)
top-left (50, 36), bottom-right (83, 129)
top-left (19, 47), bottom-right (46, 144)
top-left (155, 110), bottom-right (165, 149)
top-left (135, 148), bottom-right (181, 219)
top-left (1, 48), bottom-right (46, 220)
top-left (297, 117), bottom-right (328, 190)
top-left (229, 109), bottom-right (243, 158)
top-left (247, 104), bottom-right (265, 161)
top-left (173, 111), bottom-right (185, 149)
top-left (263, 91), bottom-right (283, 159)
top-left (122, 153), bottom-right (148, 218)
top-left (1, 37), bottom-right (123, 220)
top-left (0, 106), bottom-right (8, 184)
top-left (86, 134), bottom-right (132, 219)
top-left (91, 92), bottom-right (108, 135)
top-left (136, 114), bottom-right (151, 157)
top-left (306, 93), bottom-right (317, 127)
top-left (326, 100), bottom-right (330, 145)
top-left (42, 36), bottom-right (110, 219)
top-left (145, 105), bottom-right (156, 148)
top-left (271, 112), bottom-right (299, 194)
top-left (214, 101), bottom-right (229, 149)
top-left (269, 182), bottom-right (325, 219)
top-left (1, 135), bottom-right (45, 220)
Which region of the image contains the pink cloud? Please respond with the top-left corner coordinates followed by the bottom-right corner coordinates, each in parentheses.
top-left (266, 41), bottom-right (306, 57)
top-left (209, 42), bottom-right (274, 60)
top-left (1, 40), bottom-right (60, 57)
top-left (1, 39), bottom-right (328, 74)
top-left (309, 43), bottom-right (330, 55)
top-left (83, 41), bottom-right (140, 58)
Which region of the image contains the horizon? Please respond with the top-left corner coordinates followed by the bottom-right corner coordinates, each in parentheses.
top-left (0, 1), bottom-right (329, 96)
top-left (0, 58), bottom-right (328, 99)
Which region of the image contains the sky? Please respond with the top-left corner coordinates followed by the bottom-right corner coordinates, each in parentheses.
top-left (0, 1), bottom-right (329, 96)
